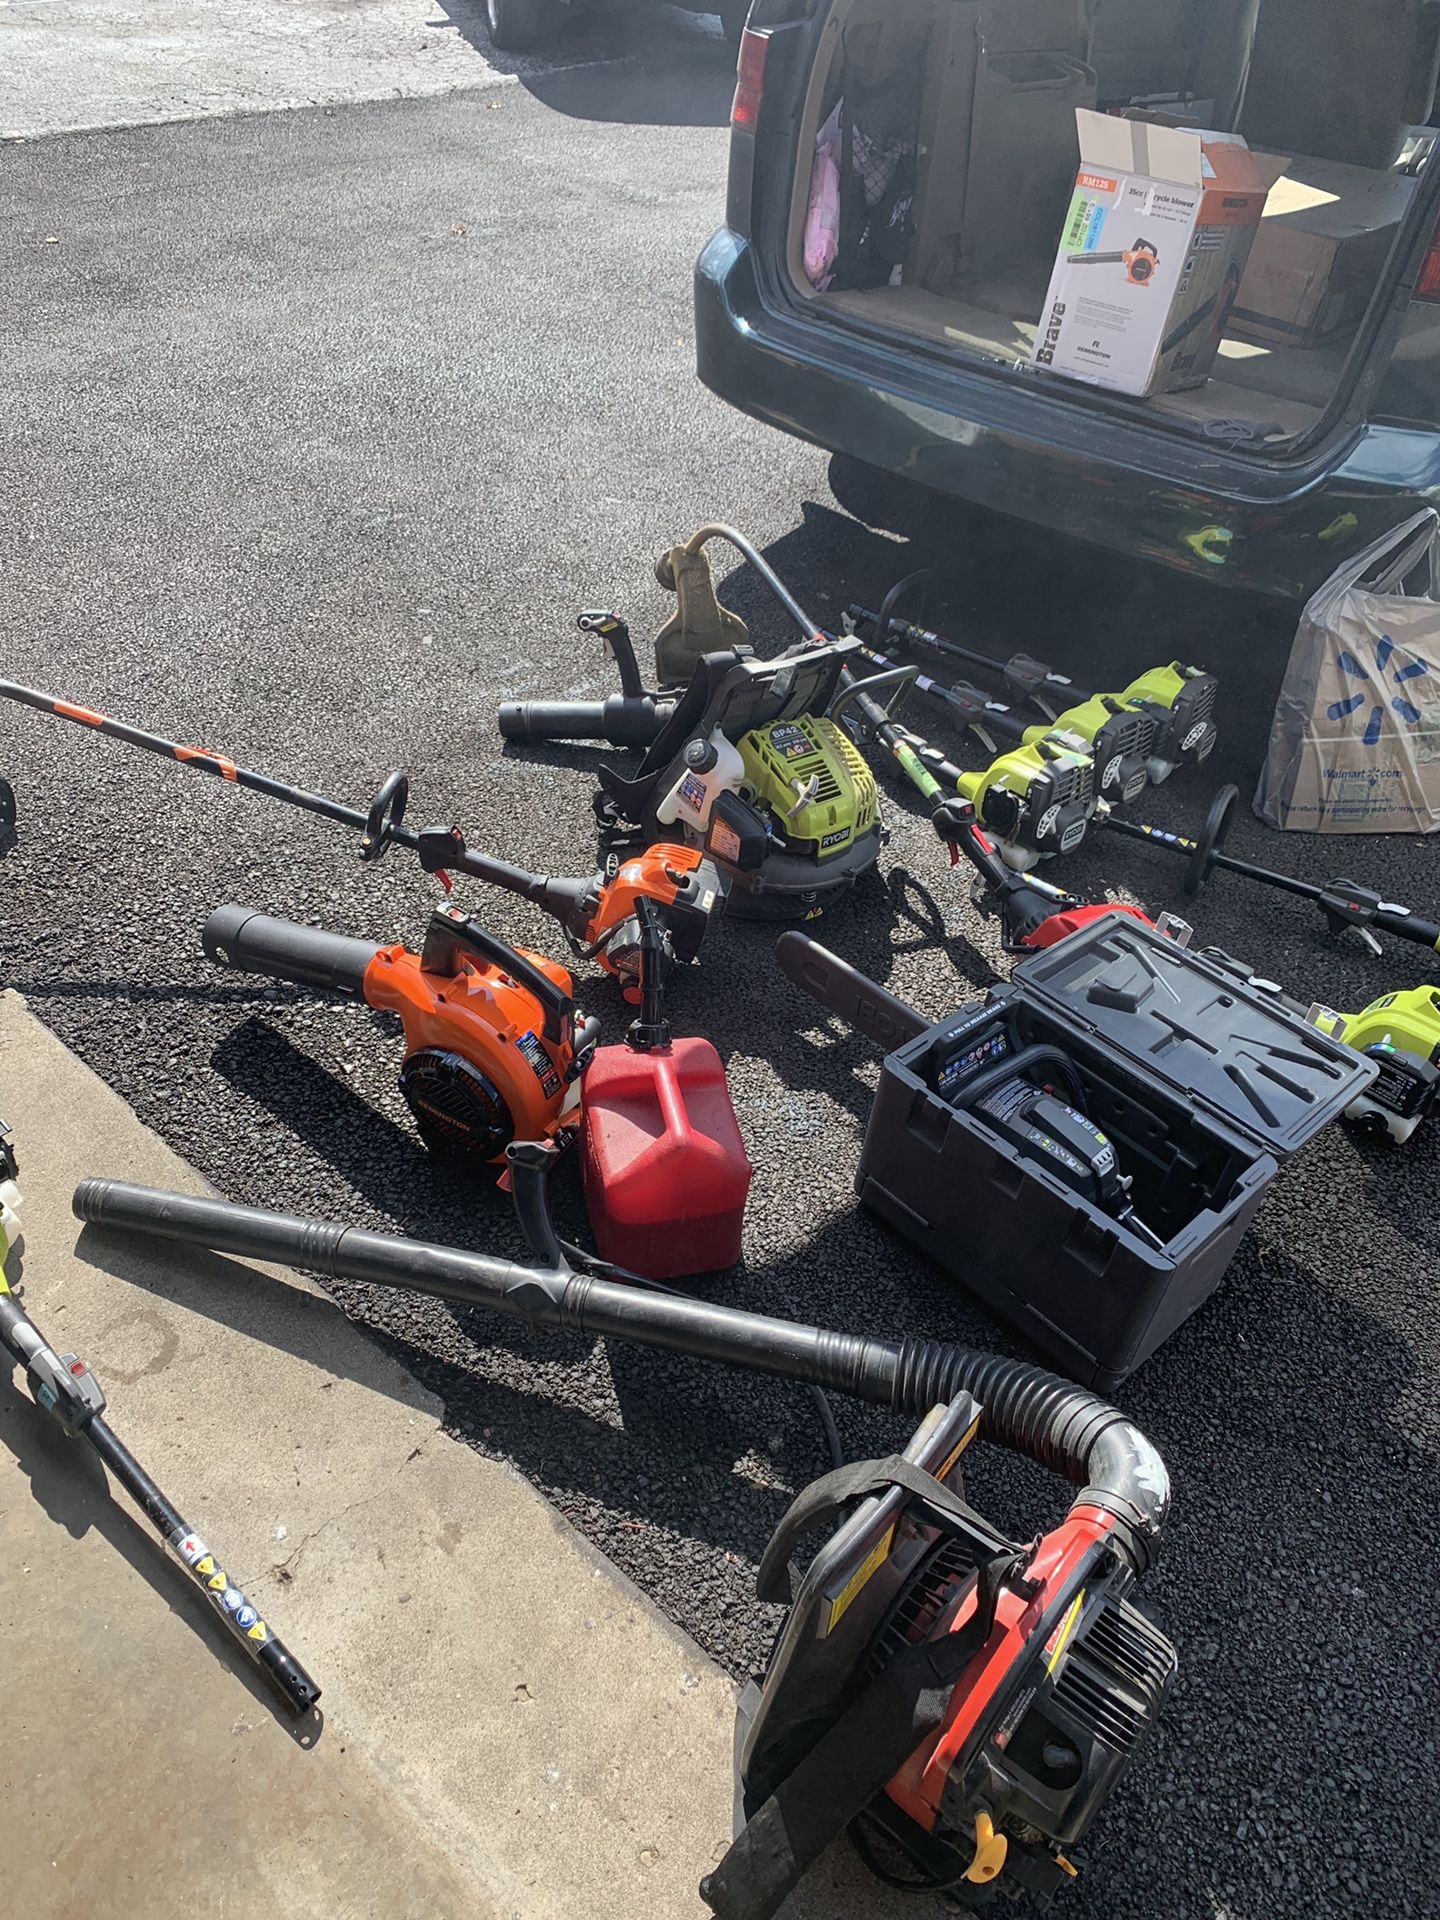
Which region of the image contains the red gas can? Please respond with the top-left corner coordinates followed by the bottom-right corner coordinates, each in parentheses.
top-left (580, 1036), bottom-right (752, 1281)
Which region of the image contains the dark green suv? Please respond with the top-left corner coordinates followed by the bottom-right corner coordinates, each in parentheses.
top-left (697, 0), bottom-right (1440, 600)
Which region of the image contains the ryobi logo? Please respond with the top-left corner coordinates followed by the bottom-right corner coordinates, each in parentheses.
top-left (1060, 818), bottom-right (1087, 853)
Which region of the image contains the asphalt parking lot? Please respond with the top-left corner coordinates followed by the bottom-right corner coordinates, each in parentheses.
top-left (2, 13), bottom-right (1438, 1919)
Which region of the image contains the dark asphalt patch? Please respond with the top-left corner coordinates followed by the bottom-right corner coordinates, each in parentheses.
top-left (2, 80), bottom-right (1437, 1920)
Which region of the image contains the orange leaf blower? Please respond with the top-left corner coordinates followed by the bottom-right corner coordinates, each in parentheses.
top-left (203, 904), bottom-right (598, 1160)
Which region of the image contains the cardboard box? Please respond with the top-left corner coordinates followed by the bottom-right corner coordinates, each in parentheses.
top-left (1231, 155), bottom-right (1415, 349)
top-left (1031, 110), bottom-right (1287, 397)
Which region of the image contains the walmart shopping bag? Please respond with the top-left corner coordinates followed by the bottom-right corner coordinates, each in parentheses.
top-left (1256, 509), bottom-right (1440, 832)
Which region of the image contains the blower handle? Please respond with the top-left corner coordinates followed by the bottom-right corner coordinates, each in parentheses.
top-left (576, 610), bottom-right (645, 701)
top-left (203, 907), bottom-right (379, 999)
top-left (419, 909), bottom-right (573, 1049)
top-left (775, 933), bottom-right (927, 1050)
top-left (496, 694), bottom-right (673, 748)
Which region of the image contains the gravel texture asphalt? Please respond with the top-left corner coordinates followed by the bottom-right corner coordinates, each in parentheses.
top-left (3, 39), bottom-right (1438, 1920)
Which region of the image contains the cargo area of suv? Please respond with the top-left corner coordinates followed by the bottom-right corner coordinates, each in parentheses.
top-left (780, 0), bottom-right (1439, 451)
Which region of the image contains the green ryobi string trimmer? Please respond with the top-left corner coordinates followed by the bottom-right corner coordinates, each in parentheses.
top-left (849, 572), bottom-right (1220, 785)
top-left (826, 662), bottom-right (1099, 871)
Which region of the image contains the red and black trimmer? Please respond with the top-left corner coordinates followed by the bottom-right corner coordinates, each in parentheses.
top-left (0, 680), bottom-right (726, 984)
top-left (73, 1151), bottom-right (1174, 1915)
top-left (932, 794), bottom-right (1156, 952)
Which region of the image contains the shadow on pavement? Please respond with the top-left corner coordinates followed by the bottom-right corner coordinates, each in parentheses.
top-left (0, 1369), bottom-right (324, 1746)
top-left (433, 0), bottom-right (737, 126)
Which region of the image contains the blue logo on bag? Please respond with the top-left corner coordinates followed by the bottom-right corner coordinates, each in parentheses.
top-left (1327, 636), bottom-right (1431, 747)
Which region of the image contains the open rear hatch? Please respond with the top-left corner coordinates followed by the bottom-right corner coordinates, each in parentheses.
top-left (781, 0), bottom-right (1440, 457)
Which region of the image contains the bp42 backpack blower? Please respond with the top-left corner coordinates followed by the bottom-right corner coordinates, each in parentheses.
top-left (74, 1146), bottom-right (1176, 1916)
top-left (0, 680), bottom-right (726, 987)
top-left (498, 528), bottom-right (889, 918)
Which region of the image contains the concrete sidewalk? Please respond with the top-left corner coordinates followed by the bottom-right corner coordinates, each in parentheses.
top-left (0, 992), bottom-right (910, 1919)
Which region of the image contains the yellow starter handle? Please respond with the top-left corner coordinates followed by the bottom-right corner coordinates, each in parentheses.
top-left (966, 1811), bottom-right (1009, 1884)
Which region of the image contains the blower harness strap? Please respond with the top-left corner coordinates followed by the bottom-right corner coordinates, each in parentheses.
top-left (703, 1453), bottom-right (1028, 1920)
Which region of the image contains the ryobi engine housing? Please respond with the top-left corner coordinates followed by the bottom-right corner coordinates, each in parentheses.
top-left (957, 734), bottom-right (1096, 870)
top-left (737, 711), bottom-right (879, 883)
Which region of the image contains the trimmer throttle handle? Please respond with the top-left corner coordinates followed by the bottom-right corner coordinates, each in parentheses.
top-left (203, 907), bottom-right (379, 999)
top-left (359, 770), bottom-right (409, 862)
top-left (1185, 783), bottom-right (1239, 897)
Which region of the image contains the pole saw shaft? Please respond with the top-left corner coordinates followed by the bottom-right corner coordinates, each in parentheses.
top-left (0, 1283), bottom-right (320, 1716)
top-left (0, 678), bottom-right (567, 910)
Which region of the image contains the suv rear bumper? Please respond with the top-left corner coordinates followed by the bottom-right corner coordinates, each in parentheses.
top-left (696, 227), bottom-right (1440, 602)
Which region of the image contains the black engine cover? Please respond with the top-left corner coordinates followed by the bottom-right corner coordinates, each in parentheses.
top-left (398, 1048), bottom-right (515, 1159)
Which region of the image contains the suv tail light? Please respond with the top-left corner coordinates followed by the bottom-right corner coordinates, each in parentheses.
top-left (1415, 206), bottom-right (1440, 302)
top-left (731, 27), bottom-right (771, 134)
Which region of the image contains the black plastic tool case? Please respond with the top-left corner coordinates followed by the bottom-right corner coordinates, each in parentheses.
top-left (857, 919), bottom-right (1377, 1389)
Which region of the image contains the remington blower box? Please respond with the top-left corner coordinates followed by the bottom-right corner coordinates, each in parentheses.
top-left (854, 919), bottom-right (1374, 1389)
top-left (1033, 111), bottom-right (1286, 398)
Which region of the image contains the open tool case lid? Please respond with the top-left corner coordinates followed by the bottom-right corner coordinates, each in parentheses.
top-left (1010, 918), bottom-right (1378, 1159)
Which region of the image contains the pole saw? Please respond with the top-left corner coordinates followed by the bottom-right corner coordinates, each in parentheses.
top-left (0, 680), bottom-right (725, 985)
top-left (0, 1123), bottom-right (320, 1716)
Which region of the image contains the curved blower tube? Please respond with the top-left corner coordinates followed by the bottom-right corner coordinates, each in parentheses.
top-left (72, 1175), bottom-right (1169, 1570)
top-left (496, 693), bottom-right (675, 748)
top-left (203, 906), bottom-right (380, 999)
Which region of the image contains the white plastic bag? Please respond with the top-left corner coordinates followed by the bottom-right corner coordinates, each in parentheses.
top-left (1255, 509), bottom-right (1440, 833)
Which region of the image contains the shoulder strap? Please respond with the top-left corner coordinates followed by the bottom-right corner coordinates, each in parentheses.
top-left (756, 1452), bottom-right (989, 1606)
top-left (702, 1533), bottom-right (1025, 1920)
